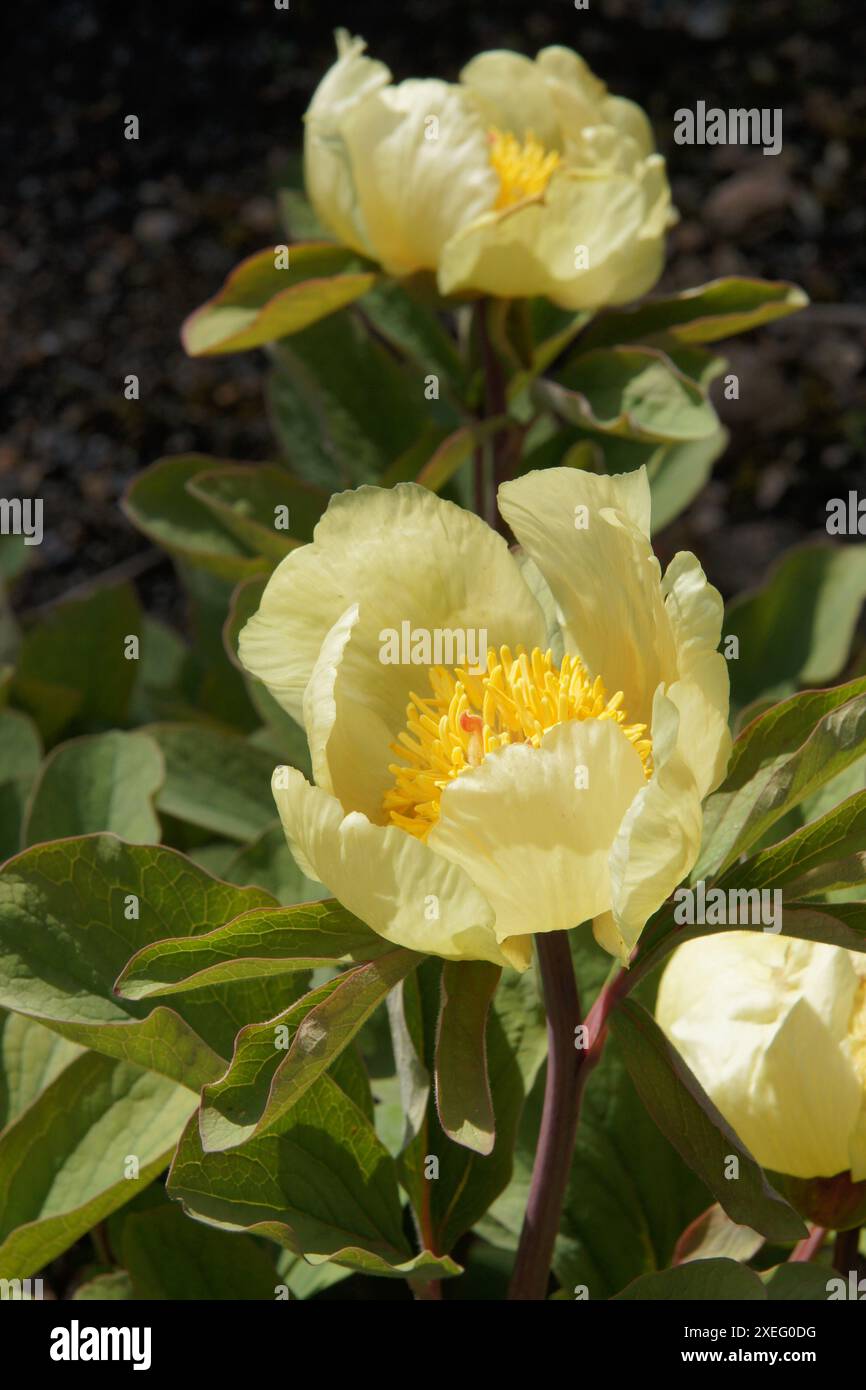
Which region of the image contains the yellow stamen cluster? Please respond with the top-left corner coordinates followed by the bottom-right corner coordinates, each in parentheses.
top-left (488, 127), bottom-right (561, 210)
top-left (383, 645), bottom-right (652, 841)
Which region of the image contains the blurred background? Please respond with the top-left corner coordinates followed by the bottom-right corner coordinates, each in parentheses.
top-left (3, 0), bottom-right (865, 614)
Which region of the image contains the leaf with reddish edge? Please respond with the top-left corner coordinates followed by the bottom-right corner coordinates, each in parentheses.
top-left (197, 947), bottom-right (421, 1152)
top-left (610, 998), bottom-right (806, 1243)
top-left (181, 242), bottom-right (377, 356)
top-left (578, 276), bottom-right (808, 351)
top-left (435, 960), bottom-right (501, 1155)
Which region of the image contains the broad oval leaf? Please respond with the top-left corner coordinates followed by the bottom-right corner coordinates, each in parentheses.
top-left (198, 947), bottom-right (420, 1152)
top-left (580, 276), bottom-right (808, 350)
top-left (168, 1072), bottom-right (460, 1280)
top-left (181, 242), bottom-right (377, 356)
top-left (613, 1257), bottom-right (767, 1301)
top-left (122, 455), bottom-right (267, 582)
top-left (725, 543), bottom-right (866, 709)
top-left (435, 960), bottom-right (501, 1156)
top-left (0, 1050), bottom-right (196, 1280)
top-left (540, 346), bottom-right (718, 444)
top-left (0, 836), bottom-right (302, 1089)
top-left (23, 730), bottom-right (164, 846)
top-left (115, 899), bottom-right (395, 1001)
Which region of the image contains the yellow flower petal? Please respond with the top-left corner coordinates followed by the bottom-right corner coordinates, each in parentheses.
top-left (340, 78), bottom-right (497, 277)
top-left (271, 765), bottom-right (511, 967)
top-left (657, 934), bottom-right (866, 1180)
top-left (427, 718), bottom-right (646, 943)
top-left (499, 466), bottom-right (673, 730)
top-left (302, 29), bottom-right (390, 257)
top-left (241, 482), bottom-right (548, 797)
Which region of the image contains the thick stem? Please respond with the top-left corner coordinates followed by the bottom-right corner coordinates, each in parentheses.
top-left (508, 931), bottom-right (583, 1300)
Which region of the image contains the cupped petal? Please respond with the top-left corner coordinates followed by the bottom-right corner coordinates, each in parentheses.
top-left (657, 934), bottom-right (864, 1180)
top-left (499, 466), bottom-right (675, 730)
top-left (438, 165), bottom-right (665, 309)
top-left (661, 550), bottom-right (731, 797)
top-left (459, 49), bottom-right (564, 148)
top-left (239, 480), bottom-right (547, 730)
top-left (271, 764), bottom-right (516, 967)
top-left (302, 30), bottom-right (391, 256)
top-left (340, 78), bottom-right (497, 277)
top-left (427, 718), bottom-right (646, 943)
top-left (595, 688), bottom-right (702, 962)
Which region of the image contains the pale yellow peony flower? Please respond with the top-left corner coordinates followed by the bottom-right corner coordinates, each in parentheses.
top-left (239, 469), bottom-right (729, 970)
top-left (303, 31), bottom-right (676, 309)
top-left (657, 933), bottom-right (866, 1181)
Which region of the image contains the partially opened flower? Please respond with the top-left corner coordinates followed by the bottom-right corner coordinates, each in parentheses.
top-left (657, 932), bottom-right (866, 1183)
top-left (304, 31), bottom-right (675, 309)
top-left (239, 469), bottom-right (729, 970)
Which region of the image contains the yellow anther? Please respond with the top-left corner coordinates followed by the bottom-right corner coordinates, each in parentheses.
top-left (383, 645), bottom-right (652, 840)
top-left (488, 127), bottom-right (561, 210)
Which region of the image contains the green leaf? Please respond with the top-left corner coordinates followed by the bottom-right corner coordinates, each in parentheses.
top-left (580, 277), bottom-right (808, 350)
top-left (266, 312), bottom-right (431, 489)
top-left (648, 426), bottom-right (729, 532)
top-left (764, 1262), bottom-right (835, 1300)
top-left (146, 722), bottom-right (278, 841)
top-left (199, 948), bottom-right (420, 1151)
top-left (0, 1050), bottom-right (196, 1279)
top-left (435, 961), bottom-right (500, 1156)
top-left (0, 836), bottom-right (303, 1089)
top-left (181, 243), bottom-right (377, 355)
top-left (725, 544), bottom-right (866, 709)
top-left (11, 582), bottom-right (142, 743)
top-left (167, 1072), bottom-right (461, 1280)
top-left (696, 679), bottom-right (866, 880)
top-left (22, 731), bottom-right (164, 846)
top-left (398, 961), bottom-right (546, 1256)
top-left (541, 346), bottom-right (718, 444)
top-left (613, 1258), bottom-right (767, 1300)
top-left (0, 710), bottom-right (41, 861)
top-left (610, 999), bottom-right (806, 1243)
top-left (121, 1202), bottom-right (277, 1299)
top-left (122, 455), bottom-right (267, 582)
top-left (541, 933), bottom-right (710, 1299)
top-left (718, 791), bottom-right (866, 902)
top-left (187, 464), bottom-right (326, 561)
top-left (72, 1271), bottom-right (134, 1300)
top-left (359, 278), bottom-right (465, 386)
top-left (115, 899), bottom-right (392, 1001)
top-left (0, 1011), bottom-right (83, 1131)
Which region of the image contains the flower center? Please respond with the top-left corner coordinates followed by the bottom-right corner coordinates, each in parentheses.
top-left (488, 128), bottom-right (561, 210)
top-left (383, 645), bottom-right (651, 841)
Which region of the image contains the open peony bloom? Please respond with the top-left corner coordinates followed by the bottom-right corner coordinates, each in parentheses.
top-left (304, 31), bottom-right (676, 309)
top-left (657, 933), bottom-right (866, 1181)
top-left (239, 469), bottom-right (730, 970)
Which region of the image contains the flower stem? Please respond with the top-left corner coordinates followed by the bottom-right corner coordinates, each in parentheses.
top-left (789, 1225), bottom-right (828, 1262)
top-left (508, 930), bottom-right (584, 1300)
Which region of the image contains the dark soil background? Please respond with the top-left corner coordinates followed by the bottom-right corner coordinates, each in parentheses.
top-left (3, 0), bottom-right (865, 617)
